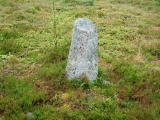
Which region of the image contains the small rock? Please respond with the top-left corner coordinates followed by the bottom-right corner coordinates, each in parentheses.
top-left (103, 80), bottom-right (111, 85)
top-left (61, 93), bottom-right (69, 100)
top-left (26, 112), bottom-right (34, 118)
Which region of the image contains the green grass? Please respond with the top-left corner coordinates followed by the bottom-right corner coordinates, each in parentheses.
top-left (0, 0), bottom-right (160, 119)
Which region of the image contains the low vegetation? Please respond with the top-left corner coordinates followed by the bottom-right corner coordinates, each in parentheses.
top-left (0, 0), bottom-right (160, 119)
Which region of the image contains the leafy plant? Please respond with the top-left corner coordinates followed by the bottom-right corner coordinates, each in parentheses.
top-left (0, 34), bottom-right (3, 41)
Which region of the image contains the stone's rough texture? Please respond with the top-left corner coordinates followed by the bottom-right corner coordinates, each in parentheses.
top-left (66, 18), bottom-right (98, 81)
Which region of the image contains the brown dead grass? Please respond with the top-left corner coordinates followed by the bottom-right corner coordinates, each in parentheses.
top-left (153, 27), bottom-right (160, 31)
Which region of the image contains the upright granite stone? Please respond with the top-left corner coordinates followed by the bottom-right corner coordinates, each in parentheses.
top-left (66, 18), bottom-right (98, 81)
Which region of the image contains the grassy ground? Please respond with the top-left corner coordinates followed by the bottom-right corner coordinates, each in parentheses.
top-left (0, 0), bottom-right (160, 119)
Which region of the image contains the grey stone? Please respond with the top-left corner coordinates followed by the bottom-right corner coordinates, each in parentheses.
top-left (103, 80), bottom-right (111, 85)
top-left (26, 112), bottom-right (34, 118)
top-left (66, 18), bottom-right (98, 81)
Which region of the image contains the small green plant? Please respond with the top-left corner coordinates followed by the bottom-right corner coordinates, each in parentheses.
top-left (82, 0), bottom-right (94, 6)
top-left (0, 34), bottom-right (3, 41)
top-left (26, 7), bottom-right (38, 14)
top-left (93, 67), bottom-right (110, 88)
top-left (0, 38), bottom-right (21, 54)
top-left (154, 0), bottom-right (160, 5)
top-left (80, 77), bottom-right (90, 90)
top-left (62, 0), bottom-right (94, 6)
top-left (35, 5), bottom-right (42, 11)
top-left (15, 12), bottom-right (26, 20)
top-left (114, 61), bottom-right (147, 84)
top-left (52, 0), bottom-right (60, 48)
top-left (43, 42), bottom-right (69, 64)
top-left (1, 31), bottom-right (19, 39)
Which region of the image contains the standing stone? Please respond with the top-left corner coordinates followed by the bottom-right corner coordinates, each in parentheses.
top-left (66, 18), bottom-right (98, 81)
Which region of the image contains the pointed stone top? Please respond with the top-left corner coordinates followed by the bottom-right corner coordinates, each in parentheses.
top-left (74, 18), bottom-right (96, 33)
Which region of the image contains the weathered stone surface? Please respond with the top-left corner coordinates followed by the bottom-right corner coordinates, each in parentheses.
top-left (66, 18), bottom-right (98, 81)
